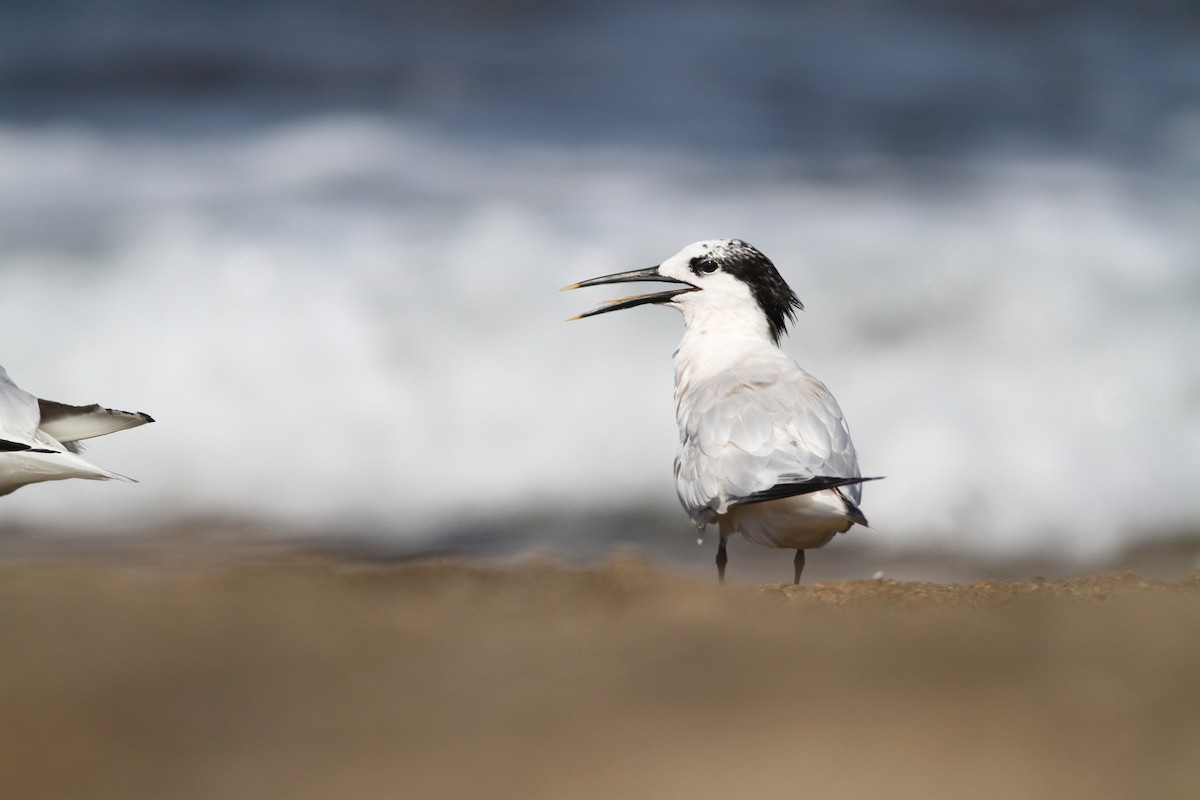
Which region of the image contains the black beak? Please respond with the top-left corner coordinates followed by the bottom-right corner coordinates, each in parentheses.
top-left (561, 266), bottom-right (699, 320)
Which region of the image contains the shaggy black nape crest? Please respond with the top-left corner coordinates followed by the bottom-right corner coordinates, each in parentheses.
top-left (704, 240), bottom-right (803, 343)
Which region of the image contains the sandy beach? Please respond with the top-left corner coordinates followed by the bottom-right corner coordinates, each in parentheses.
top-left (2, 550), bottom-right (1198, 800)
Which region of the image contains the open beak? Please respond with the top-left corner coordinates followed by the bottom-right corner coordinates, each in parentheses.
top-left (561, 266), bottom-right (699, 320)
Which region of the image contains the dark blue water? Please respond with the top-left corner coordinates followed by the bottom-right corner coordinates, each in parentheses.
top-left (3, 1), bottom-right (1198, 167)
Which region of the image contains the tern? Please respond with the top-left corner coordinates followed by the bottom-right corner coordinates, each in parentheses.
top-left (0, 366), bottom-right (154, 497)
top-left (565, 239), bottom-right (879, 584)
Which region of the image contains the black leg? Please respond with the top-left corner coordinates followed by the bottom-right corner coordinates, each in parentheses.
top-left (716, 538), bottom-right (728, 584)
top-left (793, 549), bottom-right (806, 585)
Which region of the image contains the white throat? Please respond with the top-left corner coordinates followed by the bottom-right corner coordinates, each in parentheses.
top-left (667, 268), bottom-right (776, 344)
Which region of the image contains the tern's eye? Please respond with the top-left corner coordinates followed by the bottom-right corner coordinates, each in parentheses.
top-left (690, 258), bottom-right (719, 276)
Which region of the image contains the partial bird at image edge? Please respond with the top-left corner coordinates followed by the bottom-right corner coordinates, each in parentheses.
top-left (0, 365), bottom-right (154, 497)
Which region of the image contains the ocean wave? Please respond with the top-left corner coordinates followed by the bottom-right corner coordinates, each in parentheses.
top-left (0, 115), bottom-right (1196, 559)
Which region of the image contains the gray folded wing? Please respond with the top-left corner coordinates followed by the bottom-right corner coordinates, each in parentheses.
top-left (674, 350), bottom-right (861, 524)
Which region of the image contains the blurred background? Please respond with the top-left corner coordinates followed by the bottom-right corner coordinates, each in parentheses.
top-left (1, 0), bottom-right (1198, 573)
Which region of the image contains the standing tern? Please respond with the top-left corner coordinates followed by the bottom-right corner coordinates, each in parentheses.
top-left (0, 365), bottom-right (154, 497)
top-left (565, 239), bottom-right (880, 584)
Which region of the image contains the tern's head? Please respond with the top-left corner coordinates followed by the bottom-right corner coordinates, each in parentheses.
top-left (563, 239), bottom-right (803, 343)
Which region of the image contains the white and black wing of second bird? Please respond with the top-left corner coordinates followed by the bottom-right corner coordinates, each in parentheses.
top-left (565, 239), bottom-right (881, 584)
top-left (0, 365), bottom-right (154, 497)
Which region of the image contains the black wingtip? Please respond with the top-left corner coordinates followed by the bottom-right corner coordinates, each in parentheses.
top-left (734, 475), bottom-right (885, 507)
top-left (0, 440), bottom-right (58, 454)
top-left (110, 408), bottom-right (154, 424)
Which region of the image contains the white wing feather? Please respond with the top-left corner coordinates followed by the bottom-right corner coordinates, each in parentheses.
top-left (0, 366), bottom-right (45, 447)
top-left (38, 401), bottom-right (153, 444)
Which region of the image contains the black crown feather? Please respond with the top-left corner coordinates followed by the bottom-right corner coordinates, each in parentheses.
top-left (707, 240), bottom-right (802, 343)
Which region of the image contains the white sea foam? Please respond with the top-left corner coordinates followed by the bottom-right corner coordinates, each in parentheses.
top-left (1, 116), bottom-right (1197, 558)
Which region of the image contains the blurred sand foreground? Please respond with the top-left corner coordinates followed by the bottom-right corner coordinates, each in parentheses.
top-left (2, 557), bottom-right (1198, 800)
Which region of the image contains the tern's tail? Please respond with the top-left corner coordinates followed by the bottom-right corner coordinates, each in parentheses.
top-left (24, 449), bottom-right (136, 484)
top-left (842, 495), bottom-right (870, 527)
